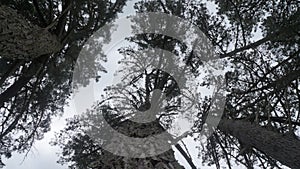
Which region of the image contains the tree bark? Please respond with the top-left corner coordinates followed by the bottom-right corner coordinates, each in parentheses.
top-left (95, 119), bottom-right (185, 169)
top-left (0, 5), bottom-right (61, 60)
top-left (218, 118), bottom-right (300, 169)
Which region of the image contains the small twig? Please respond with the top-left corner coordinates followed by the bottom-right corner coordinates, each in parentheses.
top-left (180, 140), bottom-right (192, 159)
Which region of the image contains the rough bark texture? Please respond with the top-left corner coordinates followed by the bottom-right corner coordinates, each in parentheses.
top-left (218, 119), bottom-right (300, 169)
top-left (95, 119), bottom-right (185, 169)
top-left (0, 5), bottom-right (61, 60)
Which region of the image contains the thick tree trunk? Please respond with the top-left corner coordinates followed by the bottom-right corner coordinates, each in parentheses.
top-left (218, 119), bottom-right (300, 169)
top-left (0, 5), bottom-right (61, 60)
top-left (101, 119), bottom-right (185, 169)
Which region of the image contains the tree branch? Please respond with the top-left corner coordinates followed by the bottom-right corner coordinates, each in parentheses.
top-left (175, 144), bottom-right (197, 169)
top-left (32, 0), bottom-right (47, 26)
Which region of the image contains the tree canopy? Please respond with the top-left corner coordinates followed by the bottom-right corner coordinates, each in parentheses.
top-left (0, 0), bottom-right (126, 166)
top-left (1, 0), bottom-right (300, 168)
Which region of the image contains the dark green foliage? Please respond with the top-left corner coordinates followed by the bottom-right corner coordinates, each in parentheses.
top-left (54, 0), bottom-right (300, 168)
top-left (0, 0), bottom-right (127, 166)
top-left (1, 0), bottom-right (300, 168)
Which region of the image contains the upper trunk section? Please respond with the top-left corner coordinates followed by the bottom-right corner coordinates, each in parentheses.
top-left (218, 118), bottom-right (300, 169)
top-left (0, 5), bottom-right (61, 60)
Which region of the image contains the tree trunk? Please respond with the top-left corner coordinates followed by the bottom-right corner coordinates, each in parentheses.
top-left (0, 5), bottom-right (61, 60)
top-left (218, 118), bottom-right (300, 169)
top-left (93, 119), bottom-right (185, 169)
